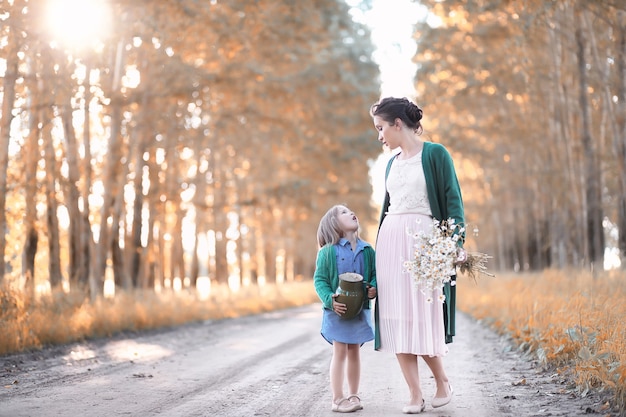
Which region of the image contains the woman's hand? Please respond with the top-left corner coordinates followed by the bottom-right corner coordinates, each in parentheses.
top-left (455, 248), bottom-right (467, 265)
top-left (331, 294), bottom-right (347, 316)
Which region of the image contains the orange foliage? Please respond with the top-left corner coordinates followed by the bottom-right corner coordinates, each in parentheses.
top-left (458, 269), bottom-right (626, 411)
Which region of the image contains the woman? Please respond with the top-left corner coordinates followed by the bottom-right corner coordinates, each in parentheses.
top-left (371, 97), bottom-right (465, 414)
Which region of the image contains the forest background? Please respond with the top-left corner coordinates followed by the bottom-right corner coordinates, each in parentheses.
top-left (1, 0), bottom-right (626, 413)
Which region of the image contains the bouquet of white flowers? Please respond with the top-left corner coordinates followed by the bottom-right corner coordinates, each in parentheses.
top-left (403, 218), bottom-right (492, 303)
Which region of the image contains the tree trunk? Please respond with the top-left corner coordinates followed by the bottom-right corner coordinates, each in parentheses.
top-left (79, 62), bottom-right (95, 290)
top-left (615, 11), bottom-right (626, 267)
top-left (140, 147), bottom-right (160, 290)
top-left (190, 144), bottom-right (208, 288)
top-left (0, 30), bottom-right (19, 283)
top-left (550, 9), bottom-right (586, 267)
top-left (209, 149), bottom-right (228, 285)
top-left (93, 40), bottom-right (125, 300)
top-left (127, 138), bottom-right (144, 288)
top-left (60, 96), bottom-right (85, 289)
top-left (43, 109), bottom-right (63, 290)
top-left (93, 100), bottom-right (123, 298)
top-left (576, 11), bottom-right (605, 267)
top-left (264, 214), bottom-right (277, 283)
top-left (170, 209), bottom-right (186, 289)
top-left (22, 74), bottom-right (41, 296)
top-left (125, 72), bottom-right (150, 288)
top-left (111, 180), bottom-right (128, 290)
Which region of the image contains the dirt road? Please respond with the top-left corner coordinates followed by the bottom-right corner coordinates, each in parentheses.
top-left (1, 304), bottom-right (614, 416)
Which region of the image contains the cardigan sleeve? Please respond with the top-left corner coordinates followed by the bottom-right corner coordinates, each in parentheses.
top-left (377, 155), bottom-right (397, 233)
top-left (365, 246), bottom-right (377, 289)
top-left (425, 143), bottom-right (465, 245)
top-left (313, 245), bottom-right (336, 309)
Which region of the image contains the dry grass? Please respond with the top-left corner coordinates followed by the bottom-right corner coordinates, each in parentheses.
top-left (457, 269), bottom-right (626, 412)
top-left (0, 281), bottom-right (320, 357)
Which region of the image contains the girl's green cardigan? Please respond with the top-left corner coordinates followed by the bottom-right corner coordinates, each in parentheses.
top-left (378, 141), bottom-right (465, 344)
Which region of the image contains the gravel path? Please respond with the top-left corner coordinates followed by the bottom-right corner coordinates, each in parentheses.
top-left (0, 303), bottom-right (614, 416)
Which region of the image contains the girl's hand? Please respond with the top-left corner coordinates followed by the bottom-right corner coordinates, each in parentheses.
top-left (367, 285), bottom-right (377, 299)
top-left (331, 294), bottom-right (347, 316)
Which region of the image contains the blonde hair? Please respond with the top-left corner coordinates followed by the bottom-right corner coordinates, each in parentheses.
top-left (317, 204), bottom-right (357, 247)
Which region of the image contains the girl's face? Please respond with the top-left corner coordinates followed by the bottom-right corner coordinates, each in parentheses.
top-left (373, 115), bottom-right (400, 150)
top-left (337, 206), bottom-right (359, 234)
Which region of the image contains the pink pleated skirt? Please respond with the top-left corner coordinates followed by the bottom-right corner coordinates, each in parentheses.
top-left (375, 212), bottom-right (448, 356)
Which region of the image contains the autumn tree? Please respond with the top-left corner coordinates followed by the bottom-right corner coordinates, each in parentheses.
top-left (0, 0), bottom-right (380, 298)
top-left (413, 0), bottom-right (625, 270)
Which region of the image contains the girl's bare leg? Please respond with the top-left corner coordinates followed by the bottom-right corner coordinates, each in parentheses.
top-left (330, 342), bottom-right (348, 402)
top-left (396, 353), bottom-right (423, 405)
top-left (346, 344), bottom-right (361, 396)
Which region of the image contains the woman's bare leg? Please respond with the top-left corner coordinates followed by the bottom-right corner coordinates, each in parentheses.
top-left (396, 353), bottom-right (423, 405)
top-left (421, 355), bottom-right (451, 398)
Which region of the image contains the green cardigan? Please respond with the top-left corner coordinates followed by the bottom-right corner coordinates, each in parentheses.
top-left (313, 243), bottom-right (379, 347)
top-left (313, 243), bottom-right (376, 309)
top-left (378, 141), bottom-right (465, 344)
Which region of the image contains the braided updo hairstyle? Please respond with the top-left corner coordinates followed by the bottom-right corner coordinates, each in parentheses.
top-left (370, 97), bottom-right (424, 135)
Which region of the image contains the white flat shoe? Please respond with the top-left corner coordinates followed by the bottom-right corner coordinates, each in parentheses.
top-left (346, 394), bottom-right (363, 411)
top-left (432, 384), bottom-right (453, 408)
top-left (402, 399), bottom-right (425, 414)
top-left (331, 398), bottom-right (360, 413)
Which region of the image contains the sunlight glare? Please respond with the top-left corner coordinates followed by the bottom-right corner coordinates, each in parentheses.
top-left (104, 279), bottom-right (115, 298)
top-left (196, 276), bottom-right (211, 300)
top-left (66, 347), bottom-right (96, 361)
top-left (45, 0), bottom-right (112, 50)
top-left (105, 340), bottom-right (173, 362)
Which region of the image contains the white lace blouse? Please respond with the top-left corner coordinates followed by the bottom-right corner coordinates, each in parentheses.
top-left (385, 151), bottom-right (432, 216)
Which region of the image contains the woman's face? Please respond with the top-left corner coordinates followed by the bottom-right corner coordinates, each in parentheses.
top-left (373, 115), bottom-right (399, 149)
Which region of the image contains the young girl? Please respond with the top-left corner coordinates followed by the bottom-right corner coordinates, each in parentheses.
top-left (313, 204), bottom-right (377, 413)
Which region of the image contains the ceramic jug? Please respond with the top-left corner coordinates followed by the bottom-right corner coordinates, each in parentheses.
top-left (335, 272), bottom-right (365, 320)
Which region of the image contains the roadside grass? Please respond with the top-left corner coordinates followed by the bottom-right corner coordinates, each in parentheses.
top-left (457, 269), bottom-right (625, 413)
top-left (0, 281), bottom-right (320, 357)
